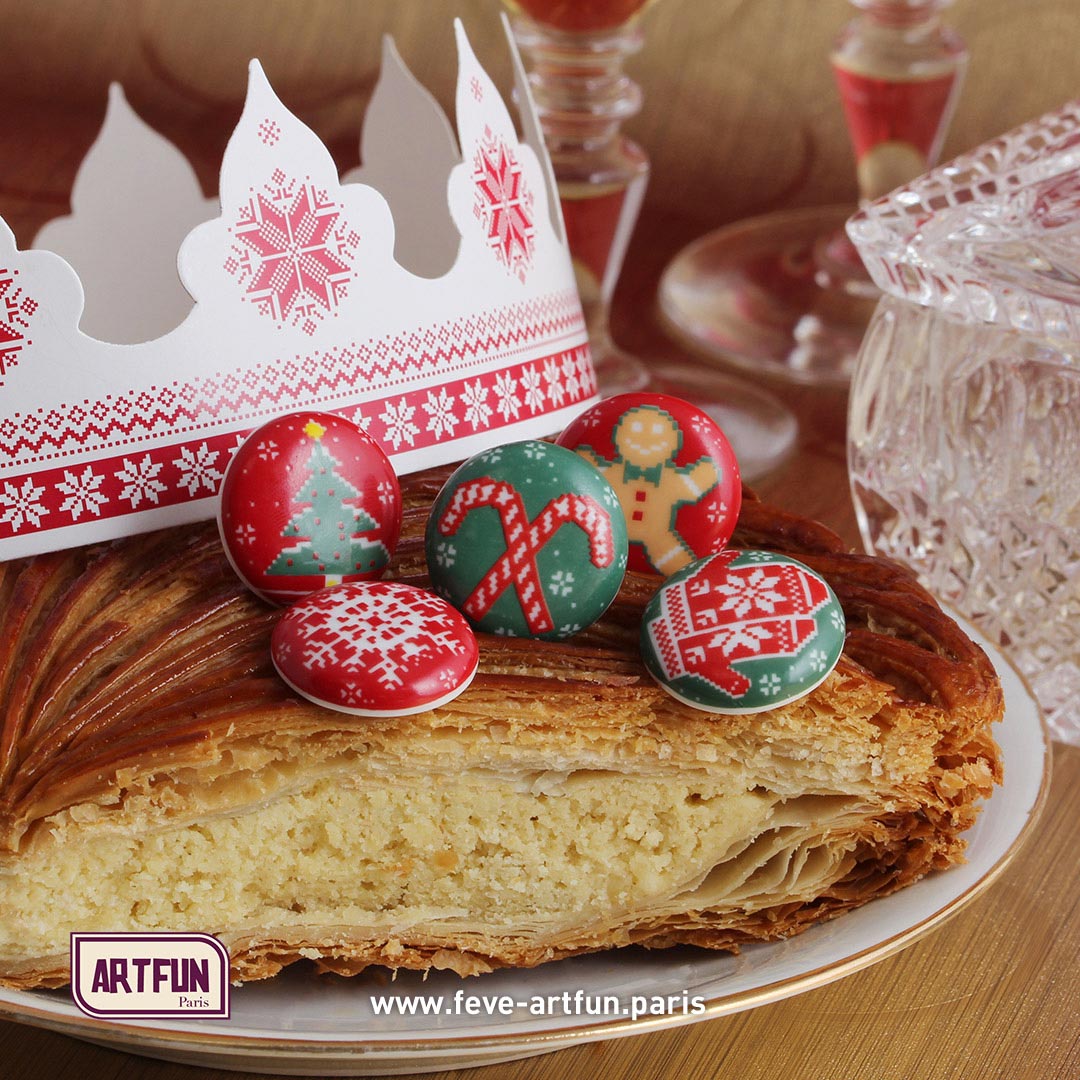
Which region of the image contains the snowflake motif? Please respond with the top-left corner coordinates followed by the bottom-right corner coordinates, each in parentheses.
top-left (339, 681), bottom-right (365, 706)
top-left (257, 439), bottom-right (280, 461)
top-left (561, 354), bottom-right (581, 401)
top-left (174, 442), bottom-right (224, 496)
top-left (0, 476), bottom-right (47, 532)
top-left (462, 378), bottom-right (493, 431)
top-left (422, 387), bottom-right (459, 441)
top-left (522, 442), bottom-right (548, 460)
top-left (469, 75), bottom-right (484, 102)
top-left (437, 666), bottom-right (460, 690)
top-left (116, 455), bottom-right (167, 508)
top-left (758, 672), bottom-right (783, 697)
top-left (715, 569), bottom-right (785, 619)
top-left (804, 648), bottom-right (830, 674)
top-left (714, 623), bottom-right (774, 657)
top-left (574, 350), bottom-right (592, 383)
top-left (548, 569), bottom-right (576, 597)
top-left (705, 500), bottom-right (730, 526)
top-left (225, 174), bottom-right (359, 331)
top-left (744, 551), bottom-right (773, 562)
top-left (493, 371), bottom-right (522, 422)
top-left (543, 357), bottom-right (566, 408)
top-left (380, 397), bottom-right (420, 451)
top-left (234, 522), bottom-right (259, 547)
top-left (296, 588), bottom-right (469, 697)
top-left (479, 446), bottom-right (504, 465)
top-left (472, 127), bottom-right (535, 282)
top-left (376, 479), bottom-right (396, 506)
top-left (434, 540), bottom-right (457, 568)
top-left (57, 466), bottom-right (107, 521)
top-left (519, 365), bottom-right (545, 413)
top-left (557, 622), bottom-right (583, 637)
top-left (0, 269), bottom-right (39, 384)
top-left (830, 608), bottom-right (845, 633)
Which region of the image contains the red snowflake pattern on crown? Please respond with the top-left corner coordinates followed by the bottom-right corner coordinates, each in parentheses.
top-left (224, 170), bottom-right (360, 336)
top-left (0, 269), bottom-right (39, 386)
top-left (473, 126), bottom-right (535, 282)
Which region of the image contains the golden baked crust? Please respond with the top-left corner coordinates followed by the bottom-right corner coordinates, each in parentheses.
top-left (0, 467), bottom-right (1003, 989)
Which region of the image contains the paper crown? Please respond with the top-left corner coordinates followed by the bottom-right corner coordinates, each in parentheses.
top-left (0, 19), bottom-right (594, 561)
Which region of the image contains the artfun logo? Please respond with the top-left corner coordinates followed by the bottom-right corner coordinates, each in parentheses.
top-left (70, 933), bottom-right (230, 1019)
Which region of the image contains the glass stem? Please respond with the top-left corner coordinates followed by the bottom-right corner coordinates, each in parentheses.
top-left (512, 15), bottom-right (650, 351)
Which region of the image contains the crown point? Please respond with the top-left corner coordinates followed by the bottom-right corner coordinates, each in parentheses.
top-left (246, 59), bottom-right (276, 103)
top-left (304, 419), bottom-right (328, 440)
top-left (101, 83), bottom-right (134, 140)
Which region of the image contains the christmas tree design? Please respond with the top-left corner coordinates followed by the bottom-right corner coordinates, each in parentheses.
top-left (266, 420), bottom-right (389, 584)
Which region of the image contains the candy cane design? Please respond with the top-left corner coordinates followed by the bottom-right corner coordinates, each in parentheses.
top-left (438, 477), bottom-right (615, 634)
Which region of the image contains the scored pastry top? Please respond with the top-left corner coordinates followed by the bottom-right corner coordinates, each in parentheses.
top-left (0, 466), bottom-right (1003, 856)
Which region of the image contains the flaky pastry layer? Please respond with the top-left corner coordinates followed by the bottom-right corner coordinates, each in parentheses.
top-left (0, 468), bottom-right (1003, 988)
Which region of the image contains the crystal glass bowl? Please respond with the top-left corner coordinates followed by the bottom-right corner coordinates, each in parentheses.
top-left (847, 100), bottom-right (1080, 743)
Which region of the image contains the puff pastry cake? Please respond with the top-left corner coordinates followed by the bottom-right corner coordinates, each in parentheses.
top-left (0, 467), bottom-right (1003, 989)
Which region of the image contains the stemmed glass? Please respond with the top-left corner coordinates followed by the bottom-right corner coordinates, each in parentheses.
top-left (508, 1), bottom-right (652, 396)
top-left (658, 0), bottom-right (967, 388)
top-left (507, 0), bottom-right (798, 480)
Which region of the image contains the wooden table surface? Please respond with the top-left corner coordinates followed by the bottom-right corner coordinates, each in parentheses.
top-left (1, 4), bottom-right (1078, 1077)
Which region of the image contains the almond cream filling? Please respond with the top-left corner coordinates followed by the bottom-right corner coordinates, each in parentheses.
top-left (0, 771), bottom-right (870, 964)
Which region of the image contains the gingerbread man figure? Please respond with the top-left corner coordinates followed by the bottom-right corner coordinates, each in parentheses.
top-left (575, 404), bottom-right (719, 575)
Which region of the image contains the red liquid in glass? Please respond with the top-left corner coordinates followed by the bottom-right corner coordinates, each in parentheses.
top-left (512, 0), bottom-right (651, 33)
top-left (561, 183), bottom-right (631, 290)
top-left (833, 65), bottom-right (960, 161)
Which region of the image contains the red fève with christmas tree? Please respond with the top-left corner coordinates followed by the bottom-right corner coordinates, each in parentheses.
top-left (218, 412), bottom-right (402, 605)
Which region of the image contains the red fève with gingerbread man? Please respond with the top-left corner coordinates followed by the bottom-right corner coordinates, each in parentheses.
top-left (556, 392), bottom-right (741, 577)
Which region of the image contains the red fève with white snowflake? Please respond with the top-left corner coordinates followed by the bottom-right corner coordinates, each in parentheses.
top-left (270, 580), bottom-right (479, 716)
top-left (218, 411), bottom-right (401, 605)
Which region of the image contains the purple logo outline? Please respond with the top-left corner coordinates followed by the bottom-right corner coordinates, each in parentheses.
top-left (69, 932), bottom-right (231, 1020)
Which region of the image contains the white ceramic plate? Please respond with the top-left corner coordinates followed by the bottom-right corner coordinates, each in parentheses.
top-left (0, 624), bottom-right (1051, 1076)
